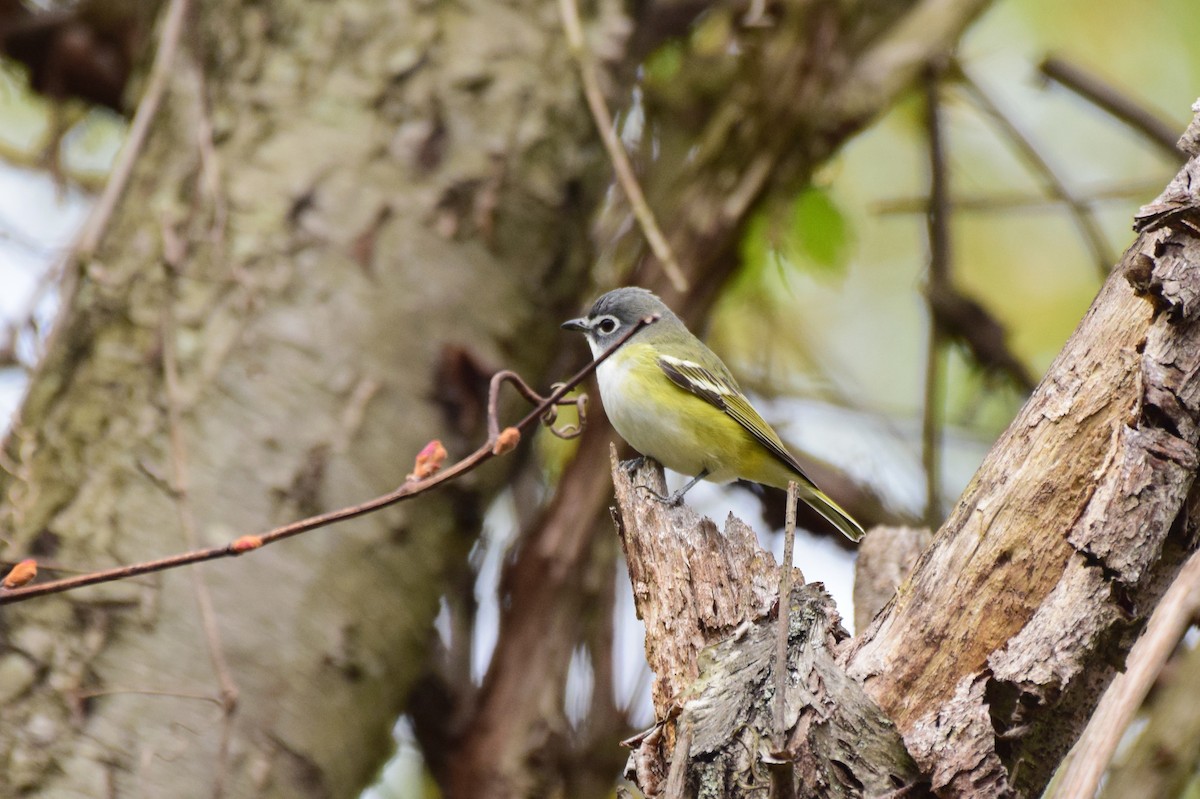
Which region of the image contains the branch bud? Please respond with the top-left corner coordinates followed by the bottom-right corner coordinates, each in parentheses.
top-left (408, 439), bottom-right (448, 481)
top-left (492, 426), bottom-right (521, 455)
top-left (2, 559), bottom-right (37, 589)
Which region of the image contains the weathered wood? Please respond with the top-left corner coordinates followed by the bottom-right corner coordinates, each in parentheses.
top-left (842, 102), bottom-right (1200, 797)
top-left (613, 450), bottom-right (780, 714)
top-left (613, 453), bottom-right (922, 797)
top-left (682, 587), bottom-right (923, 798)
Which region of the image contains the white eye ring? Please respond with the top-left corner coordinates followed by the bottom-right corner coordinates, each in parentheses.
top-left (596, 317), bottom-right (618, 335)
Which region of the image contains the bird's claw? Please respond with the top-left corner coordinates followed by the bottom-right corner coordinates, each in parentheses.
top-left (620, 455), bottom-right (648, 475)
top-left (635, 484), bottom-right (684, 506)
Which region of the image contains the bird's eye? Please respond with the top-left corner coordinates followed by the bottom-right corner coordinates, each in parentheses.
top-left (596, 317), bottom-right (618, 335)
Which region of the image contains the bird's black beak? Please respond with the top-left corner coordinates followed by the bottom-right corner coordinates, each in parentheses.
top-left (561, 317), bottom-right (588, 332)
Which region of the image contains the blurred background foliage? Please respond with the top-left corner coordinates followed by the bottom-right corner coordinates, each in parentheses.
top-left (708, 0), bottom-right (1196, 513)
top-left (1, 0), bottom-right (1198, 796)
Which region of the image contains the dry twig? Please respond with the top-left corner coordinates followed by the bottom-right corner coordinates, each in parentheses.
top-left (769, 481), bottom-right (800, 799)
top-left (160, 254), bottom-right (238, 798)
top-left (957, 66), bottom-right (1114, 277)
top-left (1039, 56), bottom-right (1183, 162)
top-left (922, 67), bottom-right (949, 527)
top-left (556, 0), bottom-right (688, 293)
top-left (872, 180), bottom-right (1170, 215)
top-left (1048, 549), bottom-right (1200, 799)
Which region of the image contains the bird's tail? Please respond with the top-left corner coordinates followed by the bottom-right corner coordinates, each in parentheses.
top-left (799, 485), bottom-right (865, 542)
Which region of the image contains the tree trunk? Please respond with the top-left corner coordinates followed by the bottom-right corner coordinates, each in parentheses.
top-left (0, 0), bottom-right (608, 795)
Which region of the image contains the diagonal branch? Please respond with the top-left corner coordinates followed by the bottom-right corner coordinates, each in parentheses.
top-left (0, 315), bottom-right (659, 604)
top-left (160, 254), bottom-right (239, 798)
top-left (958, 66), bottom-right (1114, 277)
top-left (1049, 548), bottom-right (1200, 799)
top-left (75, 0), bottom-right (191, 259)
top-left (557, 0), bottom-right (688, 293)
top-left (1039, 55), bottom-right (1184, 162)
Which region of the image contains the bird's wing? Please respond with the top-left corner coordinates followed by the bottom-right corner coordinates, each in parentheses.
top-left (656, 354), bottom-right (816, 485)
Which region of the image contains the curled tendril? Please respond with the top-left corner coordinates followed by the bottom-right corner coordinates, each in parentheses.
top-left (488, 374), bottom-right (591, 445)
top-left (545, 393), bottom-right (587, 440)
top-left (484, 313), bottom-right (656, 449)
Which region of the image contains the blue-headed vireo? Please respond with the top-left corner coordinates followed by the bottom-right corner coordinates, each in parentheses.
top-left (562, 287), bottom-right (864, 542)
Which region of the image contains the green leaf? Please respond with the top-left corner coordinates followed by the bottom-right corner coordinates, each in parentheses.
top-left (738, 186), bottom-right (853, 281)
top-left (784, 186), bottom-right (850, 273)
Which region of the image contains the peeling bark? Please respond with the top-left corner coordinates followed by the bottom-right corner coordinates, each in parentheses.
top-left (614, 455), bottom-right (922, 797)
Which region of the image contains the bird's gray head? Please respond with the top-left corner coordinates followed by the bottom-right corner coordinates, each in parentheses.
top-left (561, 287), bottom-right (676, 354)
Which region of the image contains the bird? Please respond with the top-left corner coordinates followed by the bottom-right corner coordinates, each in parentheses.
top-left (562, 286), bottom-right (864, 542)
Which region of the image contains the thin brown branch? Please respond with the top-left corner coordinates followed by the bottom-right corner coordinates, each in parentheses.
top-left (872, 180), bottom-right (1171, 215)
top-left (487, 370), bottom-right (587, 443)
top-left (73, 688), bottom-right (229, 707)
top-left (920, 326), bottom-right (943, 526)
top-left (0, 314), bottom-right (660, 604)
top-left (1039, 56), bottom-right (1183, 162)
top-left (556, 0), bottom-right (688, 293)
top-left (773, 481), bottom-right (798, 747)
top-left (192, 63), bottom-right (229, 249)
top-left (1048, 549), bottom-right (1200, 799)
top-left (957, 66), bottom-right (1114, 278)
top-left (922, 67), bottom-right (949, 528)
top-left (75, 0), bottom-right (191, 259)
top-left (925, 72), bottom-right (952, 290)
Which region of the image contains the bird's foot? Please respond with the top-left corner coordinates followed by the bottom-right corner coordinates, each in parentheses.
top-left (635, 484), bottom-right (686, 506)
top-left (619, 455), bottom-right (649, 475)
